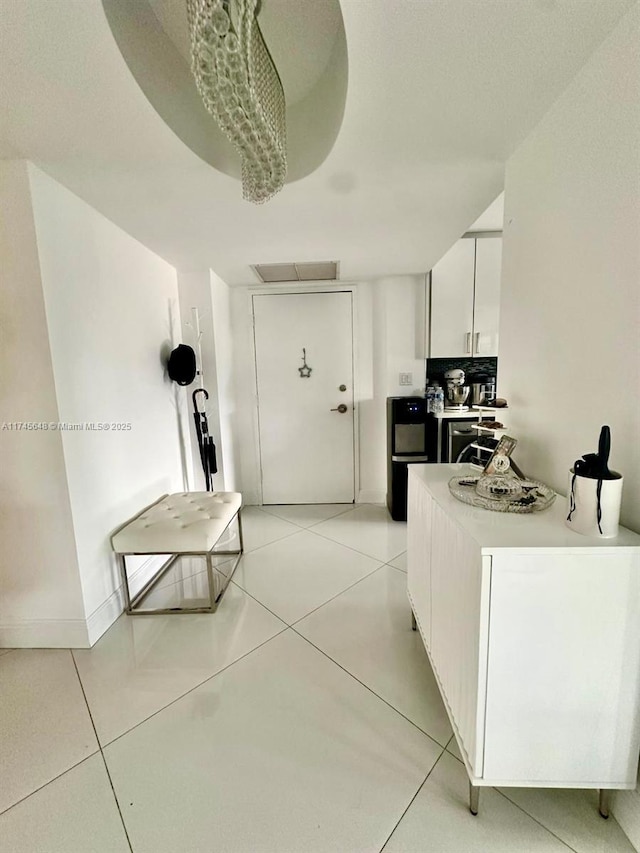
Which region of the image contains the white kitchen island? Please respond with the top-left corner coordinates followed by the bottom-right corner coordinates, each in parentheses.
top-left (407, 463), bottom-right (640, 817)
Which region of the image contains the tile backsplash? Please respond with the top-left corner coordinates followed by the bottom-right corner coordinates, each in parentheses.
top-left (426, 356), bottom-right (498, 386)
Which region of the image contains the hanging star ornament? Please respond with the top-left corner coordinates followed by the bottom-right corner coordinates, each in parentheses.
top-left (298, 348), bottom-right (312, 378)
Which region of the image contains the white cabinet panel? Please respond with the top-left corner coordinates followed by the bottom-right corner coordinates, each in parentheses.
top-left (407, 477), bottom-right (432, 647)
top-left (473, 236), bottom-right (502, 356)
top-left (429, 239), bottom-right (475, 358)
top-left (408, 463), bottom-right (640, 799)
top-left (484, 551), bottom-right (640, 784)
top-left (429, 501), bottom-right (490, 775)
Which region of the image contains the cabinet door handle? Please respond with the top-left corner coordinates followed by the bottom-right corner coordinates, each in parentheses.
top-left (474, 332), bottom-right (480, 354)
top-left (465, 332), bottom-right (472, 354)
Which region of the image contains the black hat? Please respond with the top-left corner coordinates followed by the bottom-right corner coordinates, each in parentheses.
top-left (167, 344), bottom-right (197, 386)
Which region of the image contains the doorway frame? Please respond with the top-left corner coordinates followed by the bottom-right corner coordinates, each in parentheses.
top-left (247, 282), bottom-right (361, 506)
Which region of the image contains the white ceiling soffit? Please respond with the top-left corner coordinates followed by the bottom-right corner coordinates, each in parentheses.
top-left (468, 192), bottom-right (505, 232)
top-left (253, 261), bottom-right (339, 283)
top-left (103, 0), bottom-right (348, 183)
top-left (0, 1), bottom-right (635, 285)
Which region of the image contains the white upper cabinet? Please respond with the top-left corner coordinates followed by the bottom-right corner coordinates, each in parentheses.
top-left (473, 236), bottom-right (502, 356)
top-left (429, 239), bottom-right (475, 358)
top-left (428, 235), bottom-right (502, 358)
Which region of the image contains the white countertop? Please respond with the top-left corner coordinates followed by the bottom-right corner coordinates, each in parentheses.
top-left (431, 408), bottom-right (508, 420)
top-left (409, 463), bottom-right (640, 552)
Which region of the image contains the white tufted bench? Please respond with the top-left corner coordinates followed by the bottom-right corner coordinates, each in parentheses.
top-left (111, 492), bottom-right (243, 615)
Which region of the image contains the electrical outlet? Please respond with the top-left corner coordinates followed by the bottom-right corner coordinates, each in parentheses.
top-left (399, 373), bottom-right (412, 386)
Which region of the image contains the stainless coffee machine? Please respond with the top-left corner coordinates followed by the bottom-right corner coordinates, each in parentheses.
top-left (469, 374), bottom-right (496, 406)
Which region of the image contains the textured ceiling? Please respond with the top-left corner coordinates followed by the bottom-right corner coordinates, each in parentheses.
top-left (0, 0), bottom-right (634, 285)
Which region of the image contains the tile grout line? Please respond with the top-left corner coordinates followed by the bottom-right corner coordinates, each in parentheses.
top-left (95, 625), bottom-right (289, 751)
top-left (70, 650), bottom-right (135, 853)
top-left (258, 504), bottom-right (357, 529)
top-left (235, 578), bottom-right (449, 751)
top-left (0, 750), bottom-right (99, 819)
top-left (493, 789), bottom-right (583, 853)
top-left (378, 745), bottom-right (448, 852)
top-left (290, 627), bottom-right (450, 751)
top-left (89, 568), bottom-right (447, 770)
top-left (231, 565), bottom-right (385, 630)
top-left (199, 573), bottom-right (452, 766)
top-left (288, 563), bottom-right (388, 626)
top-left (438, 738), bottom-right (581, 852)
top-left (242, 504), bottom-right (406, 566)
top-left (242, 526), bottom-right (301, 555)
top-left (233, 562), bottom-right (397, 635)
top-left (378, 749), bottom-right (579, 853)
top-left (305, 522), bottom-right (407, 566)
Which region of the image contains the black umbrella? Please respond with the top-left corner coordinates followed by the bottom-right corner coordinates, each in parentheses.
top-left (192, 388), bottom-right (217, 491)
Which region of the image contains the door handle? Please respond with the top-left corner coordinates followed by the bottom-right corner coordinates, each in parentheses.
top-left (465, 332), bottom-right (472, 354)
top-left (331, 404), bottom-right (348, 413)
top-left (474, 332), bottom-right (480, 354)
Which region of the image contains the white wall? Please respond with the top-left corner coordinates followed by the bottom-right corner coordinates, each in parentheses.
top-left (176, 269), bottom-right (237, 492)
top-left (210, 271), bottom-right (238, 490)
top-left (359, 276), bottom-right (427, 501)
top-left (498, 6), bottom-right (639, 842)
top-left (499, 4), bottom-right (639, 530)
top-left (230, 286), bottom-right (262, 505)
top-left (231, 276), bottom-right (426, 505)
top-left (176, 270), bottom-right (222, 491)
top-left (27, 164), bottom-right (186, 645)
top-left (0, 162), bottom-right (87, 648)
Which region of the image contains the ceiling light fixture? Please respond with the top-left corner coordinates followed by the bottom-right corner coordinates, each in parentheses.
top-left (186, 0), bottom-right (287, 204)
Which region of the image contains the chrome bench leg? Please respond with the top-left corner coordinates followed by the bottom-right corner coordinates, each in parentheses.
top-left (119, 553), bottom-right (132, 614)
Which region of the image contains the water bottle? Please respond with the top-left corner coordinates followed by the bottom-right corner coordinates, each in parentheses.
top-left (433, 386), bottom-right (444, 415)
top-left (426, 386), bottom-right (435, 414)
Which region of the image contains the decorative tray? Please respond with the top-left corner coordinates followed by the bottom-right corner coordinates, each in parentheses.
top-left (448, 475), bottom-right (556, 514)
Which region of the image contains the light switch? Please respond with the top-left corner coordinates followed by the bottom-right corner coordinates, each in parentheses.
top-left (399, 373), bottom-right (412, 386)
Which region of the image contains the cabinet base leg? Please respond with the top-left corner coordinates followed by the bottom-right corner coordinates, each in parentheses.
top-left (469, 782), bottom-right (480, 816)
top-left (411, 611), bottom-right (417, 631)
top-left (599, 790), bottom-right (610, 819)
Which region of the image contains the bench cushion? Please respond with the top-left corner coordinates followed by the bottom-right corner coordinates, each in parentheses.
top-left (112, 492), bottom-right (242, 554)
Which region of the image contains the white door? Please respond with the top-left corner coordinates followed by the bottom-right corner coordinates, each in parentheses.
top-left (253, 291), bottom-right (355, 504)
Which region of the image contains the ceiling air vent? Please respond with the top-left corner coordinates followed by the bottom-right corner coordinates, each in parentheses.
top-left (252, 261), bottom-right (339, 283)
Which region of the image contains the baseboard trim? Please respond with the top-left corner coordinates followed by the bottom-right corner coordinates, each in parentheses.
top-left (0, 618), bottom-right (90, 649)
top-left (358, 490), bottom-right (386, 505)
top-left (85, 586), bottom-right (125, 647)
top-left (0, 556), bottom-right (170, 650)
top-left (85, 555), bottom-right (168, 646)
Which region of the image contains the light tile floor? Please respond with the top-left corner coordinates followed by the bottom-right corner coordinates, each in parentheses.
top-left (0, 503), bottom-right (635, 853)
